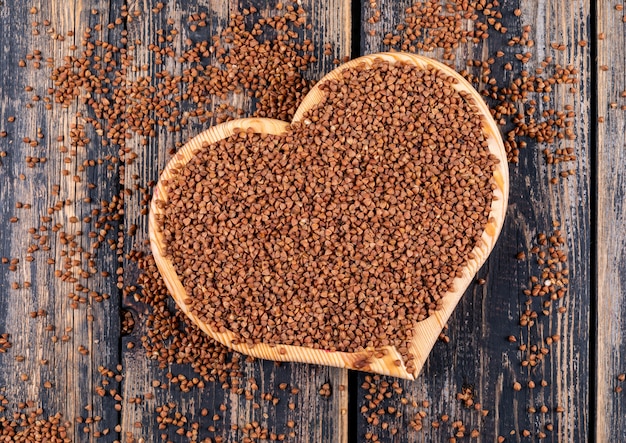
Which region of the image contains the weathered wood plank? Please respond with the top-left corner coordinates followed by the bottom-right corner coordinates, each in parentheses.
top-left (596, 0), bottom-right (626, 441)
top-left (0, 1), bottom-right (122, 441)
top-left (120, 1), bottom-right (351, 442)
top-left (358, 0), bottom-right (590, 441)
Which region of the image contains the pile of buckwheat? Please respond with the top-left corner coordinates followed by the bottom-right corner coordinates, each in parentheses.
top-left (156, 58), bottom-right (498, 373)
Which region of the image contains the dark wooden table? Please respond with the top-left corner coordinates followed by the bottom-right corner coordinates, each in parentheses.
top-left (0, 0), bottom-right (622, 441)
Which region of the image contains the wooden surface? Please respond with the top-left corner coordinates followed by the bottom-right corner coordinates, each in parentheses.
top-left (596, 0), bottom-right (626, 441)
top-left (0, 0), bottom-right (618, 441)
top-left (119, 2), bottom-right (351, 443)
top-left (359, 1), bottom-right (591, 441)
top-left (0, 1), bottom-right (124, 441)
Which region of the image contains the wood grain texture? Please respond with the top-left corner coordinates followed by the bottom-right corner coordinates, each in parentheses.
top-left (596, 0), bottom-right (626, 441)
top-left (358, 0), bottom-right (591, 441)
top-left (120, 1), bottom-right (351, 442)
top-left (0, 1), bottom-right (123, 441)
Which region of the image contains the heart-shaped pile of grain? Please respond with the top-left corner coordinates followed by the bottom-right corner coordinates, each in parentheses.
top-left (149, 53), bottom-right (508, 379)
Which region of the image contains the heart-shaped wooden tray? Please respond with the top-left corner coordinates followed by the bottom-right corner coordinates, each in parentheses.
top-left (149, 52), bottom-right (509, 379)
